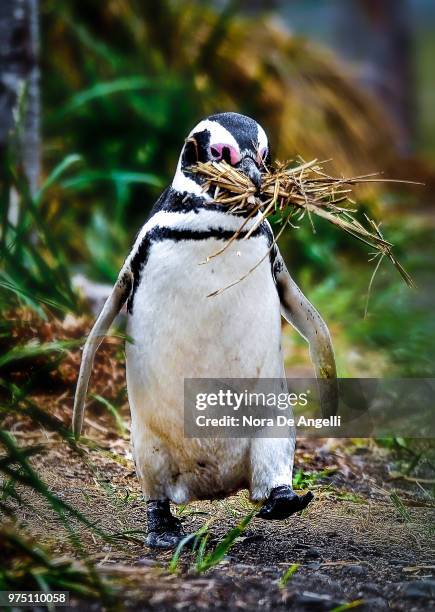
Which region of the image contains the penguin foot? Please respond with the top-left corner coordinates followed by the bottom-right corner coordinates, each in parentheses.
top-left (145, 499), bottom-right (184, 549)
top-left (257, 485), bottom-right (314, 520)
top-left (146, 530), bottom-right (185, 549)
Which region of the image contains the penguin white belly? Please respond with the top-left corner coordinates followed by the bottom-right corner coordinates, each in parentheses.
top-left (126, 231), bottom-right (287, 503)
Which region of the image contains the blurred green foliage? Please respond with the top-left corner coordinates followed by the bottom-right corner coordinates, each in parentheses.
top-left (40, 0), bottom-right (397, 280)
top-left (1, 0), bottom-right (434, 378)
top-left (300, 220), bottom-right (435, 377)
top-left (0, 152), bottom-right (80, 317)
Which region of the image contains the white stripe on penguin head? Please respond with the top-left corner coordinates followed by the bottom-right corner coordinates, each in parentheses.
top-left (257, 123), bottom-right (268, 153)
top-left (172, 119), bottom-right (239, 196)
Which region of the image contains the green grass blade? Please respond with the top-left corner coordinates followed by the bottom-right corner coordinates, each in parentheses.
top-left (61, 169), bottom-right (162, 191)
top-left (279, 563), bottom-right (299, 588)
top-left (34, 154), bottom-right (82, 203)
top-left (196, 511), bottom-right (255, 573)
top-left (331, 600), bottom-right (364, 612)
top-left (0, 339), bottom-right (80, 368)
top-left (91, 394), bottom-right (128, 437)
top-left (60, 76), bottom-right (157, 114)
top-left (168, 523), bottom-right (210, 574)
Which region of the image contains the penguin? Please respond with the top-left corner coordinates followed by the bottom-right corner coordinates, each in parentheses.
top-left (73, 112), bottom-right (337, 549)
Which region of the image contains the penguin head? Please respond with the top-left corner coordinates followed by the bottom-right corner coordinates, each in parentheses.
top-left (172, 112), bottom-right (270, 197)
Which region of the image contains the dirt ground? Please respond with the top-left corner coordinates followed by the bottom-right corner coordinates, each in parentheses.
top-left (10, 404), bottom-right (435, 612)
top-left (3, 316), bottom-right (434, 611)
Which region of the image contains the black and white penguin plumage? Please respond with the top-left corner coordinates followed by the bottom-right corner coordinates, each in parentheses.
top-left (73, 112), bottom-right (337, 549)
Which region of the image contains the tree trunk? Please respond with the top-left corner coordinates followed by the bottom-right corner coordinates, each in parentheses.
top-left (0, 0), bottom-right (40, 196)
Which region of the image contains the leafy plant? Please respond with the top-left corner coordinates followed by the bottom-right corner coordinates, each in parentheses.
top-left (195, 511), bottom-right (255, 573)
top-left (169, 510), bottom-right (256, 574)
top-left (168, 523), bottom-right (210, 574)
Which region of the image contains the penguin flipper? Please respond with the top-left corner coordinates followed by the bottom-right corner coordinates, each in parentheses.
top-left (274, 251), bottom-right (338, 418)
top-left (72, 268), bottom-right (133, 438)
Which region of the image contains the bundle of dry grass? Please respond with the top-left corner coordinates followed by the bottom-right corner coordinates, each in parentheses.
top-left (193, 159), bottom-right (416, 291)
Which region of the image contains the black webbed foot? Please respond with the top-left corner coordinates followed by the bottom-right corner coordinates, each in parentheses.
top-left (256, 485), bottom-right (314, 520)
top-left (146, 530), bottom-right (185, 549)
top-left (146, 499), bottom-right (185, 549)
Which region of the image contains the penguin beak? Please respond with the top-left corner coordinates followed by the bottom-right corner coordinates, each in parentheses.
top-left (240, 156), bottom-right (262, 192)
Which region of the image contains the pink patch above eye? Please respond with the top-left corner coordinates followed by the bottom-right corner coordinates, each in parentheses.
top-left (257, 147), bottom-right (268, 164)
top-left (210, 143), bottom-right (241, 165)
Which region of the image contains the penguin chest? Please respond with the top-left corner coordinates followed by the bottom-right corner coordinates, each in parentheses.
top-left (126, 232), bottom-right (283, 385)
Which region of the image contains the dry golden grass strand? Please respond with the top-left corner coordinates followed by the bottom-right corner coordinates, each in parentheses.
top-left (191, 159), bottom-right (418, 289)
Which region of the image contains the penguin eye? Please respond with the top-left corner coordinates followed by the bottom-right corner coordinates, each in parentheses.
top-left (258, 147), bottom-right (269, 164)
top-left (210, 143), bottom-right (241, 165)
top-left (210, 146), bottom-right (221, 159)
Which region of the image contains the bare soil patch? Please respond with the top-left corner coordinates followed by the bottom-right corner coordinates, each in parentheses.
top-left (10, 402), bottom-right (434, 612)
